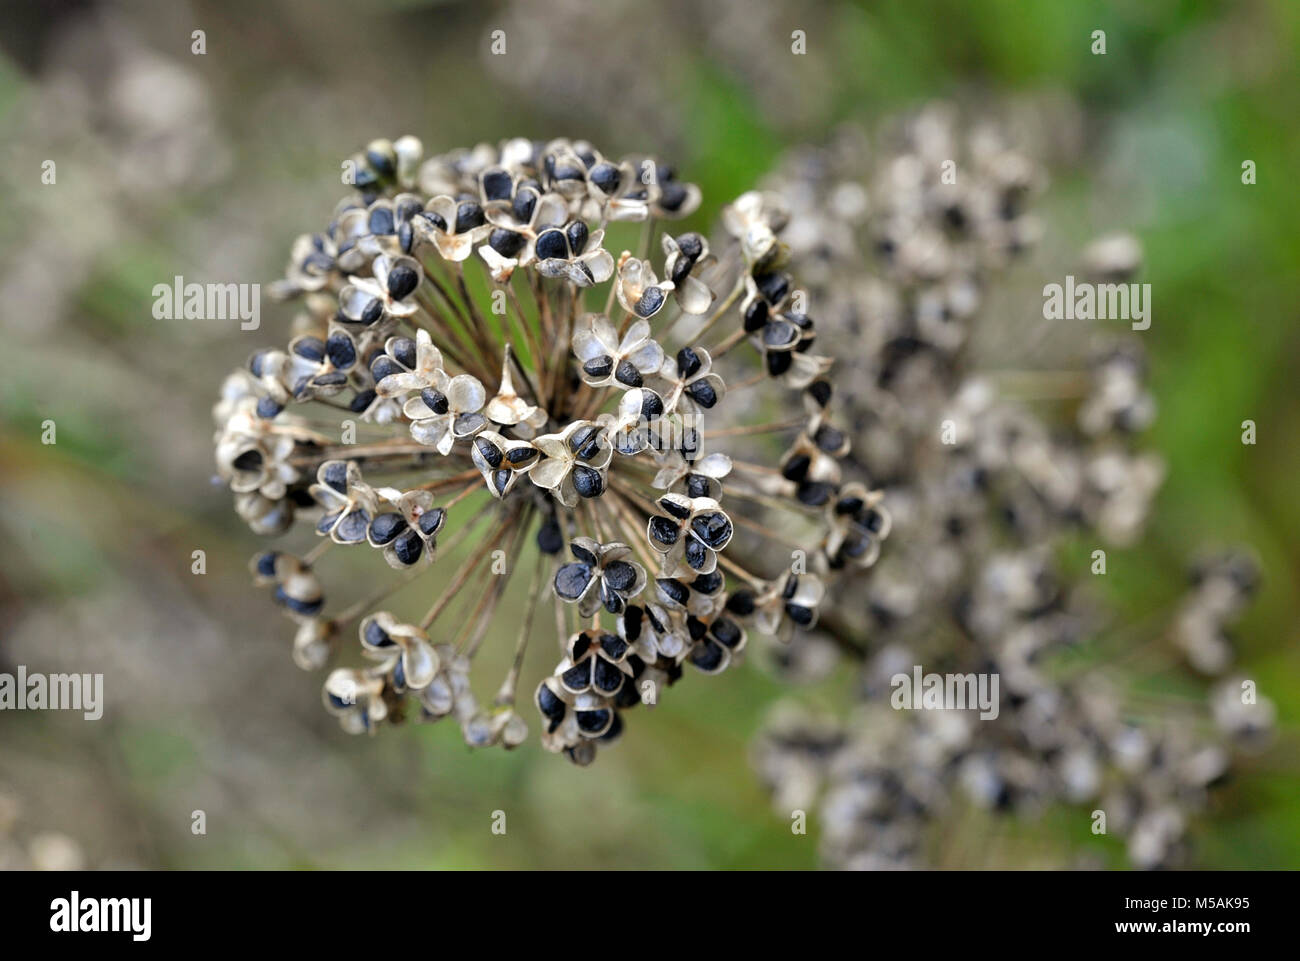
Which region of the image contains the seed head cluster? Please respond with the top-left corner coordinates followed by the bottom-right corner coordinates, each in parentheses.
top-left (213, 135), bottom-right (888, 763)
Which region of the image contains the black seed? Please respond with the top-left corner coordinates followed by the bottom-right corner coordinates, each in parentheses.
top-left (364, 619), bottom-right (394, 648)
top-left (686, 474), bottom-right (711, 498)
top-left (474, 437), bottom-right (502, 468)
top-left (583, 355), bottom-right (614, 379)
top-left (657, 180), bottom-right (687, 212)
top-left (621, 605), bottom-right (644, 641)
top-left (568, 424), bottom-right (599, 457)
top-left (537, 516), bottom-right (564, 554)
top-left (255, 552), bottom-right (278, 577)
top-left (576, 707), bottom-right (611, 734)
top-left (418, 210), bottom-right (447, 232)
top-left (555, 563), bottom-right (593, 600)
top-left (294, 337), bottom-right (326, 362)
top-left (386, 264), bottom-right (419, 300)
top-left (807, 379), bottom-right (832, 407)
top-left (657, 496), bottom-right (690, 520)
top-left (686, 380), bottom-right (717, 408)
top-left (392, 657), bottom-right (407, 689)
top-left (796, 481), bottom-right (832, 507)
top-left (836, 495), bottom-right (865, 516)
top-left (335, 509), bottom-right (371, 543)
top-left (562, 662), bottom-right (592, 693)
top-left (418, 507), bottom-right (445, 536)
top-left (349, 388), bottom-right (376, 413)
top-left (572, 465), bottom-right (604, 498)
top-left (565, 220), bottom-right (589, 255)
top-left (677, 232), bottom-right (703, 260)
top-left (756, 272), bottom-right (791, 305)
top-left (249, 350), bottom-right (272, 377)
top-left (454, 202), bottom-right (485, 233)
top-left (603, 561), bottom-right (638, 592)
top-left (744, 299), bottom-right (769, 332)
top-left (535, 228), bottom-right (568, 261)
top-left (640, 390), bottom-right (664, 419)
top-left (691, 512), bottom-right (732, 549)
top-left (599, 633), bottom-right (628, 661)
top-left (763, 320), bottom-right (798, 348)
top-left (492, 469), bottom-right (512, 495)
top-left (815, 425), bottom-right (845, 453)
top-left (726, 590), bottom-right (756, 616)
top-left (390, 337), bottom-right (417, 369)
top-left (278, 590), bottom-right (324, 617)
top-left (782, 454), bottom-right (811, 482)
top-left (481, 168), bottom-right (513, 201)
top-left (489, 228), bottom-right (526, 258)
top-left (676, 346), bottom-right (701, 378)
top-left (421, 388), bottom-right (449, 415)
top-left (326, 333), bottom-right (357, 369)
top-left (370, 356), bottom-right (401, 381)
top-left (767, 351), bottom-right (793, 377)
top-left (648, 516), bottom-right (680, 546)
top-left (537, 683), bottom-right (565, 719)
top-left (512, 186), bottom-right (538, 223)
top-left (634, 286), bottom-right (665, 317)
top-left (690, 640), bottom-right (725, 671)
top-left (505, 446), bottom-right (537, 466)
top-left (712, 617), bottom-right (742, 648)
top-left (693, 570), bottom-right (723, 595)
top-left (657, 578), bottom-right (689, 606)
top-left (785, 603), bottom-right (814, 626)
top-left (322, 461), bottom-right (348, 493)
top-left (684, 537), bottom-right (708, 570)
top-left (255, 397), bottom-right (283, 419)
top-left (589, 162), bottom-right (621, 194)
top-left (368, 207), bottom-right (395, 235)
top-left (369, 512), bottom-right (407, 545)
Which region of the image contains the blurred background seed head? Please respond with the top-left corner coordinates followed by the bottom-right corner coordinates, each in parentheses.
top-left (1, 0), bottom-right (1297, 869)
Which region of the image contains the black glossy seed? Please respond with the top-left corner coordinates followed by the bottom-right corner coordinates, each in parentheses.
top-left (756, 272), bottom-right (791, 305)
top-left (565, 220), bottom-right (589, 254)
top-left (421, 388), bottom-right (449, 415)
top-left (335, 509), bottom-right (371, 543)
top-left (640, 390), bottom-right (664, 419)
top-left (278, 590), bottom-right (324, 617)
top-left (417, 507), bottom-right (445, 536)
top-left (390, 337), bottom-right (417, 369)
top-left (676, 232), bottom-right (703, 260)
top-left (568, 424), bottom-right (599, 457)
top-left (686, 380), bottom-right (717, 408)
top-left (763, 320), bottom-right (799, 348)
top-left (726, 590), bottom-right (756, 616)
top-left (679, 428), bottom-right (700, 459)
top-left (684, 537), bottom-right (708, 570)
top-left (489, 228), bottom-right (526, 258)
top-left (782, 454), bottom-right (811, 482)
top-left (816, 426), bottom-right (845, 453)
top-left (386, 528), bottom-right (419, 565)
top-left (634, 286), bottom-right (665, 317)
top-left (506, 445), bottom-right (537, 466)
top-left (370, 355), bottom-right (401, 381)
top-left (322, 461), bottom-right (348, 493)
top-left (658, 577), bottom-right (690, 607)
top-left (359, 298), bottom-right (384, 326)
top-left (418, 210), bottom-right (448, 232)
top-left (368, 207), bottom-right (395, 235)
top-left (658, 496), bottom-right (690, 520)
top-left (690, 640), bottom-right (725, 671)
top-left (386, 264), bottom-right (419, 301)
top-left (391, 656), bottom-right (407, 689)
top-left (249, 350), bottom-right (272, 377)
top-left (785, 603), bottom-right (815, 626)
top-left (796, 482), bottom-right (832, 507)
top-left (583, 355), bottom-right (614, 379)
top-left (481, 168), bottom-right (513, 201)
top-left (348, 389), bottom-right (375, 413)
top-left (550, 160), bottom-right (584, 183)
top-left (294, 337), bottom-right (326, 362)
top-left (712, 617), bottom-right (742, 648)
top-left (492, 469), bottom-right (512, 495)
top-left (364, 619), bottom-right (394, 650)
top-left (572, 465), bottom-right (604, 498)
top-left (685, 474), bottom-right (711, 499)
top-left (365, 148), bottom-right (394, 177)
top-left (691, 512), bottom-right (732, 549)
top-left (615, 360), bottom-right (643, 388)
top-left (255, 397), bottom-right (283, 419)
top-left (512, 186), bottom-right (538, 223)
top-left (326, 333), bottom-right (357, 369)
top-left (649, 516), bottom-right (680, 546)
top-left (744, 298), bottom-right (770, 332)
top-left (474, 437), bottom-right (502, 468)
top-left (454, 202), bottom-right (485, 233)
top-left (693, 570), bottom-right (723, 595)
top-left (588, 162), bottom-right (621, 194)
top-left (658, 179), bottom-right (687, 212)
top-left (537, 682), bottom-right (565, 719)
top-left (255, 552), bottom-right (278, 577)
top-left (836, 495), bottom-right (865, 516)
top-left (599, 633), bottom-right (628, 661)
top-left (676, 346), bottom-right (702, 378)
top-left (534, 228), bottom-right (568, 261)
top-left (562, 662), bottom-right (592, 693)
top-left (576, 707), bottom-right (611, 733)
top-left (603, 560), bottom-right (638, 592)
top-left (537, 516), bottom-right (564, 554)
top-left (767, 351), bottom-right (793, 377)
top-left (807, 379), bottom-right (832, 407)
top-left (369, 512), bottom-right (407, 545)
